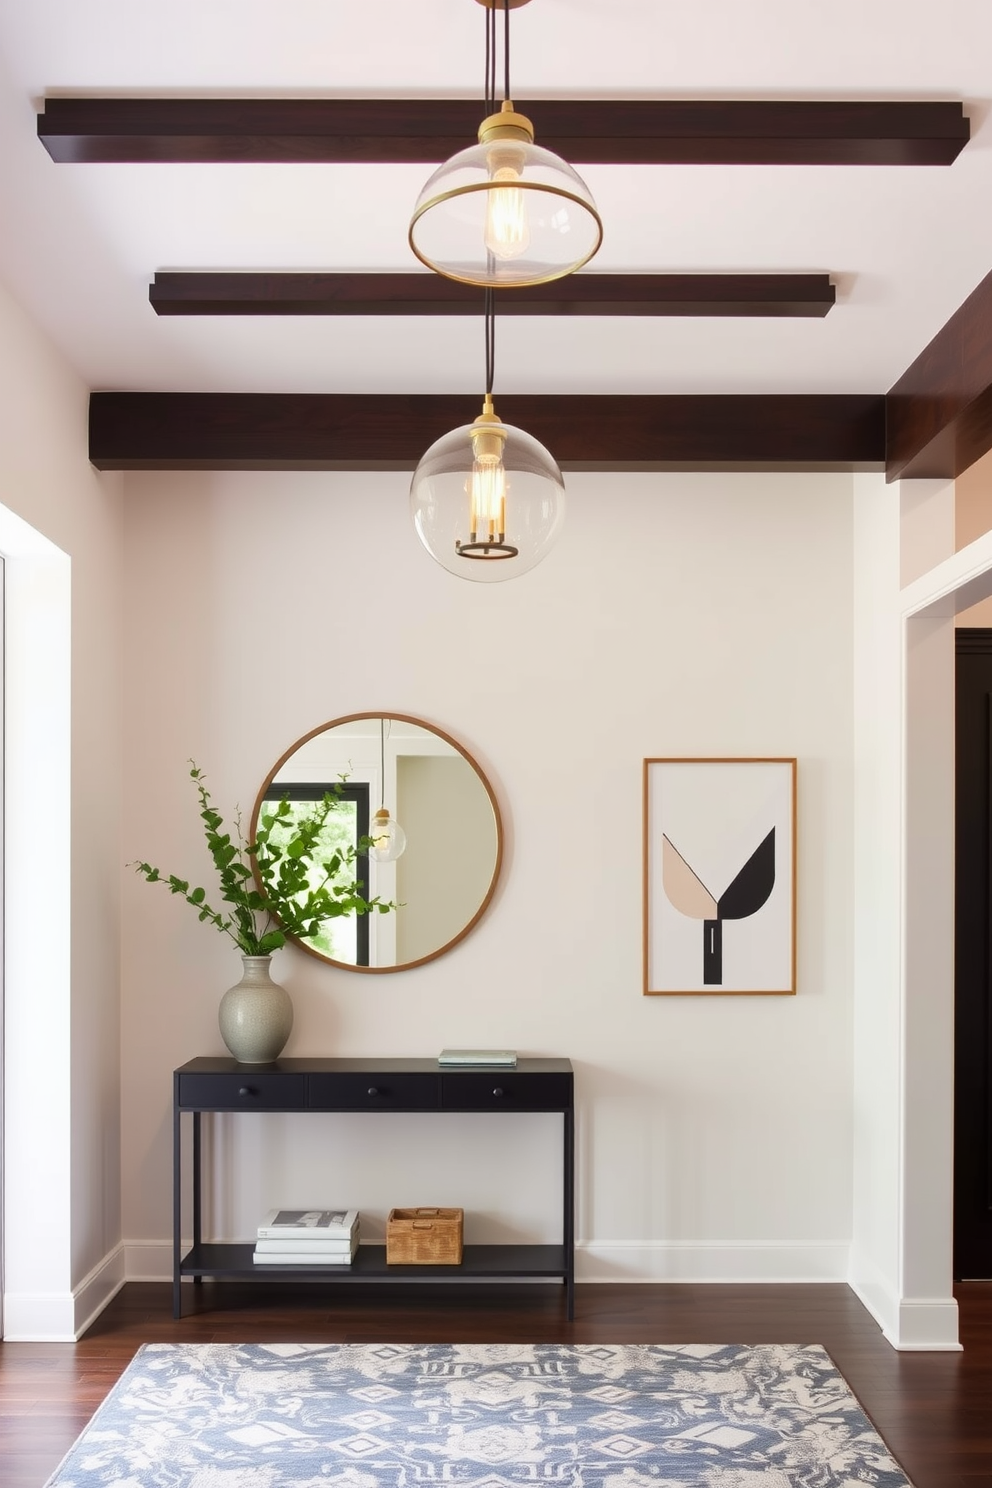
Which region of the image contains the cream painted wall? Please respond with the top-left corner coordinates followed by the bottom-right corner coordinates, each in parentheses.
top-left (121, 467), bottom-right (855, 1282)
top-left (0, 274), bottom-right (124, 1338)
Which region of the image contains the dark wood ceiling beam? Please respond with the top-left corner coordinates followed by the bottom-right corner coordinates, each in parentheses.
top-left (89, 392), bottom-right (884, 470)
top-left (886, 268), bottom-right (992, 481)
top-left (149, 271), bottom-right (835, 318)
top-left (39, 99), bottom-right (968, 166)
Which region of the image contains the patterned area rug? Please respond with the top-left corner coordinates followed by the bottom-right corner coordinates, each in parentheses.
top-left (44, 1341), bottom-right (914, 1488)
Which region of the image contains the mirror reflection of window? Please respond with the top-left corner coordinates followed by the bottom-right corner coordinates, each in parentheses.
top-left (261, 781), bottom-right (370, 966)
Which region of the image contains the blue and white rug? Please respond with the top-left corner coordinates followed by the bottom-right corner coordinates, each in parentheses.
top-left (44, 1341), bottom-right (913, 1488)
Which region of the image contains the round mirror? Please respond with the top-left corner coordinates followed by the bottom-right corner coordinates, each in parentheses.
top-left (251, 714), bottom-right (503, 973)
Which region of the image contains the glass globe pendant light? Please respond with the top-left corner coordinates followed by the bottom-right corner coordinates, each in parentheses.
top-left (369, 718), bottom-right (406, 863)
top-left (369, 808), bottom-right (406, 863)
top-left (410, 291), bottom-right (565, 583)
top-left (409, 0), bottom-right (602, 289)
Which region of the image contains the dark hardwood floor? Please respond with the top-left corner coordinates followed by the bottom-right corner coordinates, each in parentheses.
top-left (2, 1280), bottom-right (990, 1487)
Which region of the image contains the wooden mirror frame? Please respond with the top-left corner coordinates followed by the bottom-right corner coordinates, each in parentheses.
top-left (251, 712), bottom-right (503, 974)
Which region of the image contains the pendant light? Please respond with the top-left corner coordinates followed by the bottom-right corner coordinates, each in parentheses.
top-left (409, 0), bottom-right (602, 289)
top-left (369, 718), bottom-right (406, 863)
top-left (410, 290), bottom-right (564, 582)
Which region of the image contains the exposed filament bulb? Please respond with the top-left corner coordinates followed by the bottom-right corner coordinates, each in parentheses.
top-left (469, 454), bottom-right (507, 542)
top-left (484, 167), bottom-right (530, 260)
top-left (456, 397), bottom-right (518, 561)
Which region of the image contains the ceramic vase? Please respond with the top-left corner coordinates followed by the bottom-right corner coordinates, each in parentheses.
top-left (218, 954), bottom-right (293, 1063)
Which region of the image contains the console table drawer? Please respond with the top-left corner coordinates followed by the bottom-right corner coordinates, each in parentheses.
top-left (440, 1072), bottom-right (572, 1111)
top-left (308, 1072), bottom-right (440, 1110)
top-left (177, 1073), bottom-right (307, 1111)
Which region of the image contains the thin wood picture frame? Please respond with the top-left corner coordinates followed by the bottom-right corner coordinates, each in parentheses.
top-left (643, 757), bottom-right (797, 996)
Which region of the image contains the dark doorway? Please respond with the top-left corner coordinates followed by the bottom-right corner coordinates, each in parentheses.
top-left (954, 628), bottom-right (992, 1277)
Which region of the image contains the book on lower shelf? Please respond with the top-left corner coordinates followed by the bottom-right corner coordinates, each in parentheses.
top-left (255, 1208), bottom-right (358, 1239)
top-left (253, 1233), bottom-right (360, 1265)
top-left (254, 1235), bottom-right (358, 1256)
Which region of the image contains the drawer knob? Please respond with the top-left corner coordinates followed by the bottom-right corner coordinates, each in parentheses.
top-left (238, 1086), bottom-right (253, 1097)
top-left (367, 1086), bottom-right (379, 1097)
top-left (493, 1086), bottom-right (504, 1098)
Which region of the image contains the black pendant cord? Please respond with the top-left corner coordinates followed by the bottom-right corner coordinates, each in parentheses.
top-left (483, 0), bottom-right (511, 117)
top-left (484, 288), bottom-right (495, 397)
top-left (483, 3), bottom-right (493, 118)
top-left (379, 718), bottom-right (386, 811)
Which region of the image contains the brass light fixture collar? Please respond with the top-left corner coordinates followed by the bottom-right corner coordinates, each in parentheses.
top-left (478, 100), bottom-right (535, 147)
top-left (473, 393), bottom-right (504, 428)
top-left (471, 394), bottom-right (508, 464)
top-left (473, 0), bottom-right (533, 9)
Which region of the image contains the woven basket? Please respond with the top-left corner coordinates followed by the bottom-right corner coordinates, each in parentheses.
top-left (386, 1207), bottom-right (464, 1265)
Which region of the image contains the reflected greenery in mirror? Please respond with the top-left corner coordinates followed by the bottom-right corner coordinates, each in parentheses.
top-left (251, 715), bottom-right (502, 973)
top-left (257, 784), bottom-right (369, 963)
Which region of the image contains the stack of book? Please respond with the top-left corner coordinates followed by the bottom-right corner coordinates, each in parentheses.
top-left (253, 1208), bottom-right (360, 1266)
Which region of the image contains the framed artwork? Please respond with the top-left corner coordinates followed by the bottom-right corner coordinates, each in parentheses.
top-left (643, 757), bottom-right (796, 996)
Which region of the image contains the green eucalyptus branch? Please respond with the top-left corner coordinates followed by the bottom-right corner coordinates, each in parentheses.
top-left (131, 761), bottom-right (395, 957)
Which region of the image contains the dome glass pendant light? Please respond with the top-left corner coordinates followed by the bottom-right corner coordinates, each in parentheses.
top-left (410, 290), bottom-right (565, 582)
top-left (409, 0), bottom-right (602, 289)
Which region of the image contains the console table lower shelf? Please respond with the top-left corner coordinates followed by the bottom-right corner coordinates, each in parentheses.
top-left (179, 1242), bottom-right (569, 1284)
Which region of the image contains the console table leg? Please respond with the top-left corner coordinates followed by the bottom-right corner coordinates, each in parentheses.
top-left (172, 1099), bottom-right (182, 1319)
top-left (564, 1105), bottom-right (575, 1321)
top-left (192, 1111), bottom-right (203, 1286)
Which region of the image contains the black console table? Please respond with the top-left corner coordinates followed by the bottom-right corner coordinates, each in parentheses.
top-left (173, 1056), bottom-right (574, 1320)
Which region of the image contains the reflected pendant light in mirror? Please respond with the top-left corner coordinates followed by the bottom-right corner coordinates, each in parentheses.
top-left (369, 716), bottom-right (406, 862)
top-left (410, 291), bottom-right (564, 581)
top-left (408, 0), bottom-right (602, 289)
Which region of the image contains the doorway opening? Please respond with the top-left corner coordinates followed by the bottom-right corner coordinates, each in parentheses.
top-left (954, 628), bottom-right (992, 1278)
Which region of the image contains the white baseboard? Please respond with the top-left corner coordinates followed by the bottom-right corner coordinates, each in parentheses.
top-left (123, 1239), bottom-right (851, 1287)
top-left (576, 1241), bottom-right (849, 1282)
top-left (114, 1240), bottom-right (956, 1353)
top-left (126, 1239), bottom-right (850, 1287)
top-left (888, 1298), bottom-right (961, 1351)
top-left (848, 1260), bottom-right (961, 1351)
top-left (847, 1263), bottom-right (899, 1342)
top-left (2, 1290), bottom-right (77, 1341)
top-left (74, 1245), bottom-right (126, 1337)
top-left (3, 1244), bottom-right (127, 1340)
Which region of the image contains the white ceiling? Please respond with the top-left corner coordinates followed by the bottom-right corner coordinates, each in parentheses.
top-left (0, 0), bottom-right (991, 397)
